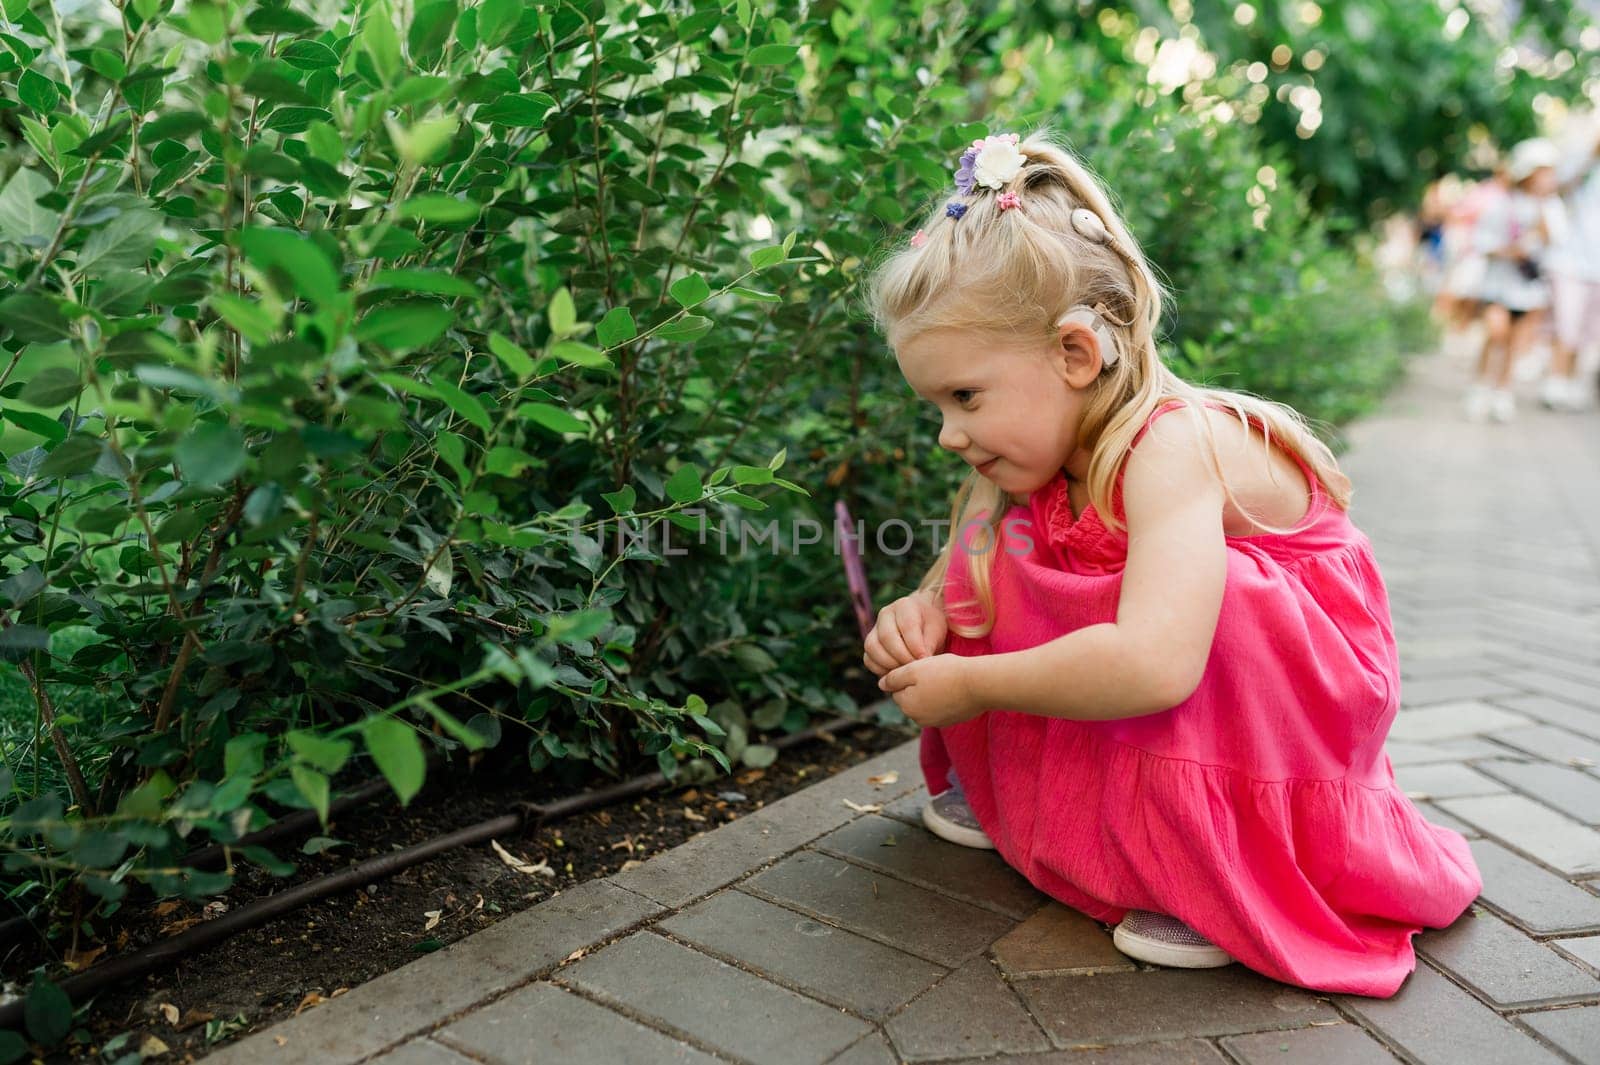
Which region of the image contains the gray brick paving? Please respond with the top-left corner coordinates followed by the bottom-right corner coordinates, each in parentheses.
top-left (657, 888), bottom-right (946, 1020)
top-left (882, 957), bottom-right (1052, 1061)
top-left (205, 350), bottom-right (1600, 1064)
top-left (1415, 904), bottom-right (1600, 1007)
top-left (433, 982), bottom-right (723, 1064)
top-left (1218, 1024), bottom-right (1400, 1064)
top-left (1521, 1004), bottom-right (1600, 1064)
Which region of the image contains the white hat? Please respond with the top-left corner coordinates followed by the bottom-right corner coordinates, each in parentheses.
top-left (1507, 138), bottom-right (1559, 183)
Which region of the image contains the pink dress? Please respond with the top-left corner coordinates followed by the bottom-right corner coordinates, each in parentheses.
top-left (920, 402), bottom-right (1481, 998)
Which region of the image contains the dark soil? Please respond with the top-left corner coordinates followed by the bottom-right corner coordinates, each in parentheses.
top-left (19, 718), bottom-right (920, 1063)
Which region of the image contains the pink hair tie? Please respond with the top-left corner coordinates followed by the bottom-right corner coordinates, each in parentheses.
top-left (910, 228), bottom-right (927, 247)
top-left (997, 192), bottom-right (1022, 211)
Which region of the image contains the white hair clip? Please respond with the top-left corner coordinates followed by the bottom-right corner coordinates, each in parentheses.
top-left (1057, 304), bottom-right (1119, 368)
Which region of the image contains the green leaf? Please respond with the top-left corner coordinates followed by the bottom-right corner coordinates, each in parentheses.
top-left (750, 244), bottom-right (786, 270)
top-left (241, 227), bottom-right (340, 301)
top-left (475, 92), bottom-right (556, 126)
top-left (654, 315), bottom-right (713, 342)
top-left (549, 340), bottom-right (610, 368)
top-left (732, 464), bottom-right (774, 485)
top-left (596, 306), bottom-right (637, 347)
top-left (176, 421), bottom-right (246, 486)
top-left (19, 366), bottom-right (81, 407)
top-left (397, 194), bottom-right (479, 223)
top-left (517, 402), bottom-right (585, 434)
top-left (290, 764), bottom-right (331, 824)
top-left (368, 268), bottom-right (477, 300)
top-left (601, 485), bottom-right (635, 515)
top-left (361, 0), bottom-right (402, 85)
top-left (484, 445), bottom-right (537, 476)
top-left (2, 407), bottom-right (66, 442)
top-left (477, 0), bottom-right (520, 46)
top-left (0, 167), bottom-right (58, 246)
top-left (669, 272), bottom-right (711, 309)
top-left (208, 292), bottom-right (277, 345)
top-left (1, 293), bottom-right (70, 342)
top-left (741, 743), bottom-right (778, 768)
top-left (18, 70), bottom-right (59, 114)
top-left (487, 332), bottom-right (533, 378)
top-left (730, 285), bottom-right (781, 302)
top-left (37, 433), bottom-right (100, 478)
top-left (23, 975), bottom-right (71, 1046)
top-left (547, 288), bottom-right (576, 337)
top-left (747, 43), bottom-right (799, 66)
top-left (420, 699), bottom-right (488, 750)
top-left (280, 40), bottom-right (341, 71)
top-left (665, 463), bottom-right (703, 504)
top-left (362, 717), bottom-right (426, 805)
top-left (78, 208), bottom-right (162, 272)
top-left (287, 729), bottom-right (353, 775)
top-left (429, 373), bottom-right (492, 433)
top-left (355, 302), bottom-right (452, 351)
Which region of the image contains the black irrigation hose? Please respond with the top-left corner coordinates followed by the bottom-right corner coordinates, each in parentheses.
top-left (0, 712), bottom-right (881, 1032)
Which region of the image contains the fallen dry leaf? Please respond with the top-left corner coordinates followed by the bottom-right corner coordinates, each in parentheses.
top-left (158, 1002), bottom-right (179, 1025)
top-left (680, 789), bottom-right (700, 801)
top-left (177, 1008), bottom-right (214, 1031)
top-left (842, 799), bottom-right (882, 814)
top-left (619, 859), bottom-right (643, 872)
top-left (423, 909), bottom-right (442, 932)
top-left (866, 771), bottom-right (899, 788)
top-left (683, 807), bottom-right (706, 822)
top-left (294, 991), bottom-right (326, 1015)
top-left (64, 944), bottom-right (107, 972)
top-left (274, 1035), bottom-right (288, 1047)
top-left (563, 947), bottom-right (586, 963)
top-left (140, 1035), bottom-right (169, 1056)
top-left (490, 839), bottom-right (555, 878)
top-left (736, 768), bottom-right (766, 785)
top-left (152, 901), bottom-right (182, 918)
top-left (203, 900), bottom-right (228, 920)
top-left (160, 916), bottom-right (201, 937)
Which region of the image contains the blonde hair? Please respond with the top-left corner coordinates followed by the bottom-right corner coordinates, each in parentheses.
top-left (862, 124), bottom-right (1353, 638)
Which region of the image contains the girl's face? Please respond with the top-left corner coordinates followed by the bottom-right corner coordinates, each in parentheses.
top-left (895, 325), bottom-right (1100, 496)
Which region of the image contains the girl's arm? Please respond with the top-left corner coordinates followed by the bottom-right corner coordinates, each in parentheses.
top-left (964, 407), bottom-right (1228, 720)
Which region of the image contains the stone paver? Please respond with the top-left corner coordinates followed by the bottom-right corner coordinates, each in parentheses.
top-left (1439, 794), bottom-right (1600, 875)
top-left (1012, 967), bottom-right (1334, 1047)
top-left (1475, 759), bottom-right (1600, 824)
top-left (883, 957), bottom-right (1052, 1061)
top-left (657, 888), bottom-right (946, 1020)
top-left (433, 982), bottom-right (722, 1064)
top-left (989, 900), bottom-right (1134, 977)
top-left (1338, 963), bottom-right (1568, 1065)
top-left (207, 350), bottom-right (1600, 1065)
top-left (1520, 1004), bottom-right (1600, 1065)
top-left (1218, 1024), bottom-right (1400, 1064)
top-left (742, 849), bottom-right (1015, 967)
top-left (1469, 838), bottom-right (1600, 934)
top-left (1415, 904), bottom-right (1600, 1007)
top-left (557, 931), bottom-right (870, 1064)
top-left (813, 813), bottom-right (1044, 919)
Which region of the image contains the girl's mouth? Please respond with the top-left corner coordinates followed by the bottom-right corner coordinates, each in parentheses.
top-left (978, 458), bottom-right (999, 475)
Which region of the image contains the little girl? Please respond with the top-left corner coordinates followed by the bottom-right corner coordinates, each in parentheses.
top-left (860, 128), bottom-right (1480, 998)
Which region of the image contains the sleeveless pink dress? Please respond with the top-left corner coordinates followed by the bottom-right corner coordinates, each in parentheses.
top-left (920, 402), bottom-right (1481, 998)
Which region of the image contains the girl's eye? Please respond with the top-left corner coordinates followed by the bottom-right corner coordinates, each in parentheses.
top-left (952, 390), bottom-right (977, 406)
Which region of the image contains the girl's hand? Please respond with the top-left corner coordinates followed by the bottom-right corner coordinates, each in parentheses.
top-left (878, 653), bottom-right (983, 729)
top-left (863, 590), bottom-right (949, 677)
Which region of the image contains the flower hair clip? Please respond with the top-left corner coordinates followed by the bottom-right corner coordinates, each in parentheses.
top-left (910, 228), bottom-right (927, 247)
top-left (955, 133), bottom-right (1029, 194)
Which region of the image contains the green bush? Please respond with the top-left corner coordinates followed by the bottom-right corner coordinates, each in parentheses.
top-left (0, 0), bottom-right (1429, 983)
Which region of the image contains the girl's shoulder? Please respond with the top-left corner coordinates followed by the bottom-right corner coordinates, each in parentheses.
top-left (1128, 400), bottom-right (1324, 538)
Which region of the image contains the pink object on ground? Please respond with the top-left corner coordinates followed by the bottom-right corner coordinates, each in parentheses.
top-left (920, 401), bottom-right (1481, 998)
top-left (836, 500), bottom-right (875, 640)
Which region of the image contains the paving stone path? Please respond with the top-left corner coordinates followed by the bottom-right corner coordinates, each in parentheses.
top-left (207, 350), bottom-right (1600, 1064)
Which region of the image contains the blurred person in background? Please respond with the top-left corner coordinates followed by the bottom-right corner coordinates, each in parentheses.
top-left (1464, 139), bottom-right (1565, 423)
top-left (1434, 169), bottom-right (1502, 360)
top-left (1542, 127), bottom-right (1600, 412)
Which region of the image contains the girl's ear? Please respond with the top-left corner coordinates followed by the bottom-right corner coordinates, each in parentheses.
top-left (1053, 322), bottom-right (1105, 388)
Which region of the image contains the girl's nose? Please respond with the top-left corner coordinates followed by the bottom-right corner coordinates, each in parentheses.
top-left (938, 421), bottom-right (970, 451)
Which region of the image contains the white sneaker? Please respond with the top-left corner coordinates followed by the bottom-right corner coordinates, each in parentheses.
top-left (1540, 376), bottom-right (1568, 410)
top-left (1464, 385), bottom-right (1492, 422)
top-left (1112, 910), bottom-right (1234, 968)
top-left (1562, 376), bottom-right (1594, 411)
top-left (1489, 389), bottom-right (1516, 423)
top-left (921, 786), bottom-right (995, 849)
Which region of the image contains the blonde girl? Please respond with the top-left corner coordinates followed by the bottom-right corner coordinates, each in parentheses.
top-left (860, 126), bottom-right (1479, 997)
